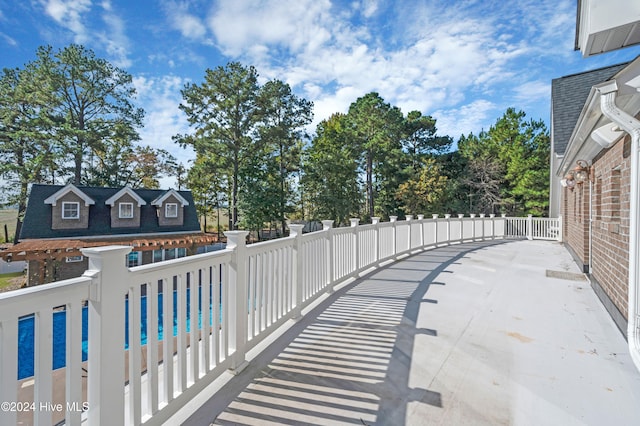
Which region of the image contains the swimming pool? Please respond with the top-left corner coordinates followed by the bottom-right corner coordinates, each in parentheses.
top-left (17, 287), bottom-right (215, 380)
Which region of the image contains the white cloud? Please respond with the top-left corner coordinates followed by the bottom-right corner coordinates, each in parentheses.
top-left (40, 0), bottom-right (93, 43)
top-left (175, 14), bottom-right (207, 39)
top-left (434, 100), bottom-right (497, 139)
top-left (208, 0), bottom-right (334, 57)
top-left (0, 32), bottom-right (17, 46)
top-left (38, 0), bottom-right (132, 68)
top-left (98, 1), bottom-right (131, 67)
top-left (357, 0), bottom-right (379, 18)
top-left (205, 0), bottom-right (547, 135)
top-left (162, 1), bottom-right (208, 40)
top-left (514, 80), bottom-right (550, 102)
top-left (133, 74), bottom-right (194, 187)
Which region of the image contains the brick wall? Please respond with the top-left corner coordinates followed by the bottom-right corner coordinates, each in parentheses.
top-left (562, 174), bottom-right (590, 271)
top-left (561, 135), bottom-right (630, 326)
top-left (590, 137), bottom-right (631, 320)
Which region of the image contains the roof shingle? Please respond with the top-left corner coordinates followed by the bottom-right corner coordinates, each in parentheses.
top-left (551, 62), bottom-right (629, 156)
top-left (20, 185), bottom-right (201, 240)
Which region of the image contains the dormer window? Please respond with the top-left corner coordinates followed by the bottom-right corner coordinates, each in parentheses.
top-left (119, 202), bottom-right (134, 219)
top-left (151, 189), bottom-right (189, 227)
top-left (62, 202), bottom-right (80, 219)
top-left (106, 187), bottom-right (146, 228)
top-left (165, 203), bottom-right (178, 218)
top-left (44, 183), bottom-right (94, 230)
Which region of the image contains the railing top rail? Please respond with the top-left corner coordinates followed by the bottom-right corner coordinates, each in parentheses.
top-left (332, 226), bottom-right (357, 235)
top-left (129, 248), bottom-right (233, 279)
top-left (300, 229), bottom-right (326, 243)
top-left (0, 275), bottom-right (92, 320)
top-left (246, 234), bottom-right (295, 254)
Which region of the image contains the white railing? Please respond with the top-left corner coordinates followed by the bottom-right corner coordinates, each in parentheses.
top-left (0, 214), bottom-right (560, 425)
top-left (504, 214), bottom-right (563, 241)
top-left (0, 276), bottom-right (91, 426)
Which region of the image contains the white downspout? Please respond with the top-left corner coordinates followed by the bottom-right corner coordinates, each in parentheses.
top-left (597, 82), bottom-right (640, 372)
top-left (589, 180), bottom-right (593, 274)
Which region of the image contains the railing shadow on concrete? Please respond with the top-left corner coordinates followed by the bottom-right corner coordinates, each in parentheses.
top-left (0, 215), bottom-right (561, 425)
top-left (185, 240), bottom-right (512, 425)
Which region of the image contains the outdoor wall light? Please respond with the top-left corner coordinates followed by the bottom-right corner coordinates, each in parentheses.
top-left (567, 179), bottom-right (577, 188)
top-left (574, 159), bottom-right (592, 183)
top-left (562, 159), bottom-right (591, 190)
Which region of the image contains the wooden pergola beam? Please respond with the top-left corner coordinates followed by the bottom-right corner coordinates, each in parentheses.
top-left (0, 233), bottom-right (224, 262)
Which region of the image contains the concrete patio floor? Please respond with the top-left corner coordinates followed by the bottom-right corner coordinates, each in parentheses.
top-left (178, 239), bottom-right (640, 425)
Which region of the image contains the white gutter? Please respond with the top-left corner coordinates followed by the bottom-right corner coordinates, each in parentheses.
top-left (596, 80), bottom-right (640, 372)
top-left (589, 179), bottom-right (593, 274)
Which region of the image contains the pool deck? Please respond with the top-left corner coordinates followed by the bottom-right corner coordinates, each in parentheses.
top-left (176, 239), bottom-right (640, 425)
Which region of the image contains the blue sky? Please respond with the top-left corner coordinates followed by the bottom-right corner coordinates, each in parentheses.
top-left (2, 0), bottom-right (640, 187)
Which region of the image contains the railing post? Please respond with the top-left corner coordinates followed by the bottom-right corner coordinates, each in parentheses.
top-left (527, 214), bottom-right (533, 241)
top-left (458, 214), bottom-right (464, 243)
top-left (479, 213), bottom-right (486, 240)
top-left (417, 215), bottom-right (425, 249)
top-left (470, 214), bottom-right (476, 241)
top-left (501, 213), bottom-right (507, 239)
top-left (350, 218), bottom-right (360, 275)
top-left (225, 230), bottom-right (250, 373)
top-left (372, 217), bottom-right (381, 266)
top-left (406, 215), bottom-right (413, 251)
top-left (82, 245), bottom-right (132, 426)
top-left (290, 224), bottom-right (305, 320)
top-left (557, 215), bottom-right (563, 242)
top-left (432, 214), bottom-right (438, 246)
top-left (490, 214), bottom-right (495, 240)
top-left (390, 216), bottom-right (398, 258)
top-left (322, 220), bottom-right (335, 292)
top-left (445, 214), bottom-right (451, 244)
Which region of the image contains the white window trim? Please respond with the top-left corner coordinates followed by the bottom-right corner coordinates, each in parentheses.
top-left (165, 203), bottom-right (179, 218)
top-left (119, 202), bottom-right (134, 219)
top-left (62, 202), bottom-right (80, 219)
top-left (66, 255), bottom-right (84, 263)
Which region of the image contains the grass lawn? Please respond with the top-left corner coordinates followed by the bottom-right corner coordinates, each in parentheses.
top-left (0, 209), bottom-right (18, 243)
top-left (0, 272), bottom-right (23, 291)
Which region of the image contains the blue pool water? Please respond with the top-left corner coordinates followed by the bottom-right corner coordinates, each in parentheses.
top-left (17, 287), bottom-right (217, 380)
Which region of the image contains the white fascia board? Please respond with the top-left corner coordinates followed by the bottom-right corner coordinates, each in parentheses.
top-left (44, 184), bottom-right (95, 207)
top-left (151, 189), bottom-right (189, 207)
top-left (105, 187), bottom-right (147, 207)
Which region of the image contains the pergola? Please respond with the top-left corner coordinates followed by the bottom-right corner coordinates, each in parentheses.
top-left (1, 233), bottom-right (224, 262)
top-left (0, 233), bottom-right (224, 285)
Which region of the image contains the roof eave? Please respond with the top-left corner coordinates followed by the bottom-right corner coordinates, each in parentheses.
top-left (556, 86), bottom-right (607, 176)
top-left (44, 184), bottom-right (96, 207)
top-left (105, 186), bottom-right (147, 207)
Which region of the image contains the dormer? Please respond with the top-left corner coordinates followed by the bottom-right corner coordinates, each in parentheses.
top-left (44, 184), bottom-right (95, 230)
top-left (105, 187), bottom-right (147, 228)
top-left (151, 189), bottom-right (189, 227)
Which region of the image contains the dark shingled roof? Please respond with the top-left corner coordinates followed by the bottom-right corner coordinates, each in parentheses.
top-left (20, 185), bottom-right (201, 240)
top-left (551, 62), bottom-right (629, 156)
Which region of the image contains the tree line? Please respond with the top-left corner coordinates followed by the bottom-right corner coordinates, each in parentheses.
top-left (0, 45), bottom-right (178, 221)
top-left (181, 62), bottom-right (550, 236)
top-left (1, 46), bottom-right (550, 236)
